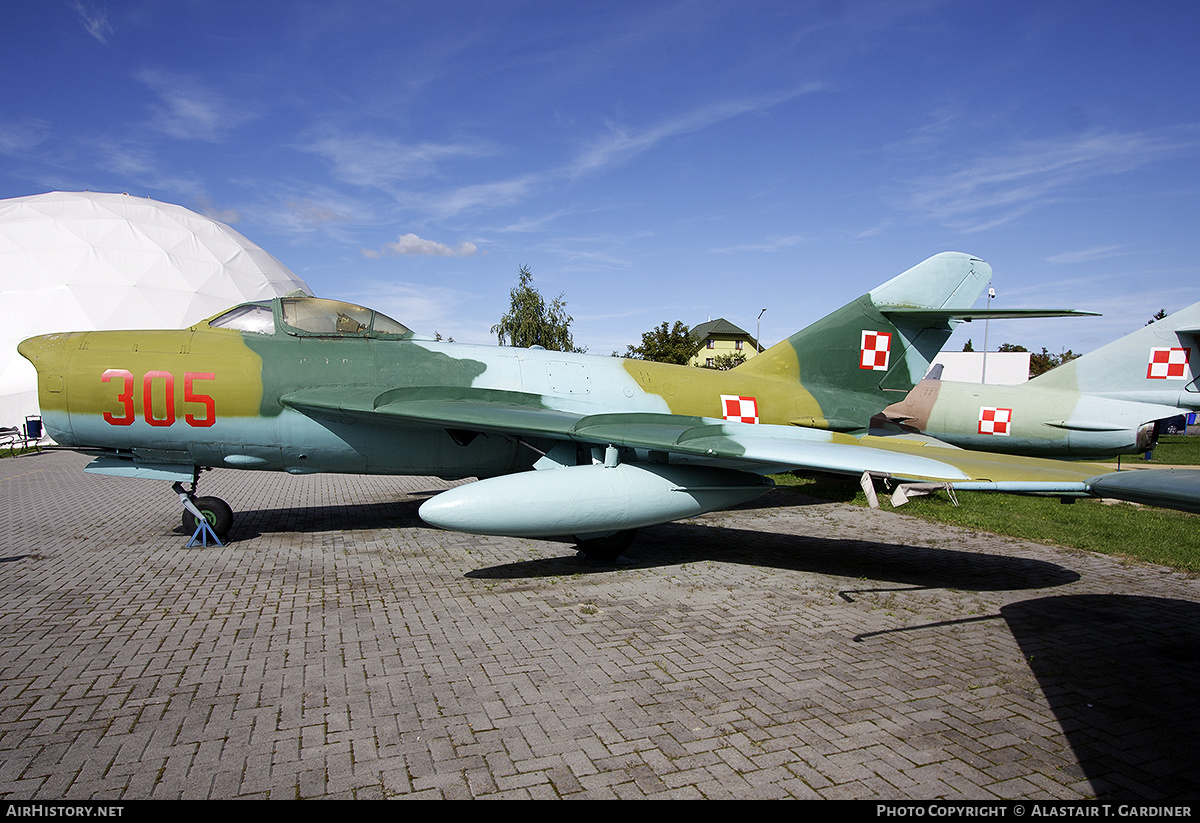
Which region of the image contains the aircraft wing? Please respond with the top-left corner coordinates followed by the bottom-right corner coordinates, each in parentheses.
top-left (282, 385), bottom-right (1111, 489)
top-left (1085, 468), bottom-right (1200, 515)
top-left (282, 385), bottom-right (1200, 538)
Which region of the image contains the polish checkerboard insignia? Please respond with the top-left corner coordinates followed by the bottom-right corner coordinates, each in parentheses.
top-left (721, 395), bottom-right (759, 424)
top-left (860, 330), bottom-right (892, 371)
top-left (978, 407), bottom-right (1012, 436)
top-left (1147, 347), bottom-right (1190, 379)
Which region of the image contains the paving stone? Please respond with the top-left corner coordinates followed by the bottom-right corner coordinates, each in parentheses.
top-left (1, 450), bottom-right (1198, 799)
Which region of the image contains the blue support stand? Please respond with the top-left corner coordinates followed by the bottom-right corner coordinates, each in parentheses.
top-left (187, 517), bottom-right (224, 547)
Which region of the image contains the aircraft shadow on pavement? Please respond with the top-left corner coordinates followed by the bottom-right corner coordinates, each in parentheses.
top-left (203, 490), bottom-right (1077, 595)
top-left (1001, 595), bottom-right (1200, 802)
top-left (174, 497), bottom-right (430, 540)
top-left (466, 519), bottom-right (1080, 593)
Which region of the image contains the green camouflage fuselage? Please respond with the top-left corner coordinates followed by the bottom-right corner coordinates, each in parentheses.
top-left (22, 306), bottom-right (838, 479)
top-left (18, 252), bottom-right (991, 487)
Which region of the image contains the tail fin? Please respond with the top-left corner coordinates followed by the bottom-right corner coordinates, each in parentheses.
top-left (740, 252), bottom-right (991, 428)
top-left (1033, 301), bottom-right (1200, 409)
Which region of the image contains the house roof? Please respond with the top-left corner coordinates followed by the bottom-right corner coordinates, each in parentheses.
top-left (690, 317), bottom-right (753, 340)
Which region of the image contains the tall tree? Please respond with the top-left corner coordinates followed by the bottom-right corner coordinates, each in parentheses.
top-left (994, 342), bottom-right (1080, 378)
top-left (1030, 347), bottom-right (1080, 378)
top-left (491, 265), bottom-right (585, 352)
top-left (623, 320), bottom-right (702, 365)
top-left (1147, 308), bottom-right (1169, 325)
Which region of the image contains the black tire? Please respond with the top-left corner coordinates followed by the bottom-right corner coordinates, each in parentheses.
top-left (575, 529), bottom-right (636, 562)
top-left (183, 496), bottom-right (234, 541)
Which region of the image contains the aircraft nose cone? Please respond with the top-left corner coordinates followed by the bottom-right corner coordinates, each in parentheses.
top-left (17, 333), bottom-right (76, 374)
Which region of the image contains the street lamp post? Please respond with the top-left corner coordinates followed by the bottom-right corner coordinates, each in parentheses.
top-left (982, 286), bottom-right (995, 384)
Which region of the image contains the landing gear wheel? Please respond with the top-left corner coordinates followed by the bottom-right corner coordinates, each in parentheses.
top-left (575, 529), bottom-right (636, 562)
top-left (183, 496), bottom-right (234, 542)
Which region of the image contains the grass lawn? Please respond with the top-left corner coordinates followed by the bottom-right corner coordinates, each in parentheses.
top-left (771, 437), bottom-right (1200, 573)
top-left (1144, 435), bottom-right (1200, 465)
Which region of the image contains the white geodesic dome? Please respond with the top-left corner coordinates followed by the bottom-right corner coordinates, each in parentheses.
top-left (0, 191), bottom-right (311, 428)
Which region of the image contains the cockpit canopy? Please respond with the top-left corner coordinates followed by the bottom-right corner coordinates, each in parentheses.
top-left (207, 297), bottom-right (413, 338)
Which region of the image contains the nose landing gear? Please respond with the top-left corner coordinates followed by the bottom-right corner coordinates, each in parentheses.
top-left (172, 478), bottom-right (233, 545)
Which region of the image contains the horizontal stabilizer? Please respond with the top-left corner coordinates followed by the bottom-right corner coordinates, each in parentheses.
top-left (880, 307), bottom-right (1100, 322)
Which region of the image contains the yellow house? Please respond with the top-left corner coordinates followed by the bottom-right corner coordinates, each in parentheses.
top-left (689, 318), bottom-right (761, 369)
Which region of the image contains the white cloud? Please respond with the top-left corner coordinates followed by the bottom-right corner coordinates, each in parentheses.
top-left (426, 175), bottom-right (542, 218)
top-left (363, 233), bottom-right (479, 258)
top-left (1043, 246), bottom-right (1125, 265)
top-left (900, 127), bottom-right (1200, 231)
top-left (711, 234), bottom-right (810, 254)
top-left (71, 1), bottom-right (112, 44)
top-left (286, 199), bottom-right (350, 225)
top-left (304, 133), bottom-right (490, 186)
top-left (0, 119), bottom-right (49, 155)
top-left (571, 85), bottom-right (824, 176)
top-left (134, 69), bottom-right (251, 142)
top-left (194, 196), bottom-right (242, 225)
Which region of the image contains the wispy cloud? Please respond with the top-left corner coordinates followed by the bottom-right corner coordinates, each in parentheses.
top-left (900, 127), bottom-right (1200, 231)
top-left (92, 138), bottom-right (204, 195)
top-left (295, 86), bottom-right (819, 223)
top-left (424, 175), bottom-right (543, 218)
top-left (1043, 245), bottom-right (1125, 264)
top-left (135, 69), bottom-right (252, 141)
top-left (70, 1), bottom-right (112, 44)
top-left (194, 196), bottom-right (242, 225)
top-left (286, 199), bottom-right (351, 225)
top-left (571, 85), bottom-right (824, 176)
top-left (363, 233), bottom-right (479, 258)
top-left (712, 234), bottom-right (811, 254)
top-left (304, 133), bottom-right (492, 187)
top-left (0, 119), bottom-right (50, 155)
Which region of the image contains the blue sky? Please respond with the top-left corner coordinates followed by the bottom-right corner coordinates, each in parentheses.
top-left (3, 1), bottom-right (1199, 357)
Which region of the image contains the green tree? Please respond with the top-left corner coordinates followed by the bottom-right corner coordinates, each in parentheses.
top-left (623, 320), bottom-right (702, 365)
top-left (1148, 308), bottom-right (1169, 325)
top-left (992, 342), bottom-right (1080, 379)
top-left (491, 265), bottom-right (585, 352)
top-left (1030, 347), bottom-right (1080, 378)
top-left (962, 339), bottom-right (974, 352)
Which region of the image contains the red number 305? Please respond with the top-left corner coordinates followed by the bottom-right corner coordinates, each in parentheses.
top-left (101, 370), bottom-right (216, 428)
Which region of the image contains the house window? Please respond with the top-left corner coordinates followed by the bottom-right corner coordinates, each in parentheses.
top-left (706, 340), bottom-right (715, 349)
top-left (706, 358), bottom-right (714, 367)
top-left (735, 340), bottom-right (743, 350)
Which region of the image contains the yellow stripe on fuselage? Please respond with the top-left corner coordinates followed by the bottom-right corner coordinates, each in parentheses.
top-left (620, 353), bottom-right (824, 425)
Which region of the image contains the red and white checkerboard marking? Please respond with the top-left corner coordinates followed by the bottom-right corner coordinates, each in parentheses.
top-left (1147, 347), bottom-right (1190, 379)
top-left (721, 395), bottom-right (759, 424)
top-left (860, 330), bottom-right (892, 371)
top-left (978, 407), bottom-right (1013, 436)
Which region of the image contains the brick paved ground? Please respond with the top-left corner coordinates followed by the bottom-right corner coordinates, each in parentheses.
top-left (1, 449), bottom-right (1198, 799)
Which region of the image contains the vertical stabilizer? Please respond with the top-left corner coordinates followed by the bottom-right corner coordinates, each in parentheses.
top-left (739, 253), bottom-right (990, 427)
top-left (1033, 300), bottom-right (1200, 409)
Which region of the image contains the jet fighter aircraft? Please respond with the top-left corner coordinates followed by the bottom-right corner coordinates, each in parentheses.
top-left (879, 300), bottom-right (1200, 457)
top-left (20, 251), bottom-right (1182, 560)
